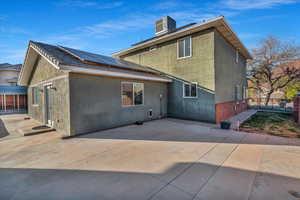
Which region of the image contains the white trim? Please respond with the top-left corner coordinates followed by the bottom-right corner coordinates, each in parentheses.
top-left (18, 43), bottom-right (61, 85)
top-left (60, 65), bottom-right (172, 83)
top-left (28, 75), bottom-right (68, 87)
top-left (177, 36), bottom-right (192, 59)
top-left (121, 82), bottom-right (144, 107)
top-left (44, 83), bottom-right (54, 127)
top-left (30, 45), bottom-right (60, 69)
top-left (31, 87), bottom-right (39, 106)
top-left (235, 50), bottom-right (239, 64)
top-left (183, 82), bottom-right (198, 98)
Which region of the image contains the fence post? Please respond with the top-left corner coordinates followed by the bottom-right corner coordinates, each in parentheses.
top-left (293, 94), bottom-right (300, 123)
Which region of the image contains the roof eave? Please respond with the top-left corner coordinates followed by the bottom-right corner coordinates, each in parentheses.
top-left (112, 16), bottom-right (252, 60)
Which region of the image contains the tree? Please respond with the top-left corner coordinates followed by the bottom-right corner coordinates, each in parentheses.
top-left (248, 36), bottom-right (300, 105)
top-left (284, 79), bottom-right (300, 99)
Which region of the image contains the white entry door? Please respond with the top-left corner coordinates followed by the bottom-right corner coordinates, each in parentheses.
top-left (45, 84), bottom-right (54, 126)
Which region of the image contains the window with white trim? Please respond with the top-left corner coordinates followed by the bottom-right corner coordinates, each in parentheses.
top-left (235, 84), bottom-right (244, 101)
top-left (178, 37), bottom-right (191, 58)
top-left (242, 86), bottom-right (248, 100)
top-left (121, 82), bottom-right (144, 106)
top-left (235, 50), bottom-right (239, 63)
top-left (32, 87), bottom-right (40, 105)
top-left (183, 83), bottom-right (197, 98)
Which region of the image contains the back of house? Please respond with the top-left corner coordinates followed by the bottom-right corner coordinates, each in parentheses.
top-left (18, 16), bottom-right (251, 137)
top-left (113, 16), bottom-right (251, 123)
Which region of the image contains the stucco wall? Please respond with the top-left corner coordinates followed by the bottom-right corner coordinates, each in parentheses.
top-left (28, 56), bottom-right (66, 85)
top-left (167, 79), bottom-right (215, 122)
top-left (69, 73), bottom-right (168, 136)
top-left (214, 30), bottom-right (247, 104)
top-left (120, 29), bottom-right (215, 91)
top-left (27, 56), bottom-right (71, 136)
top-left (0, 71), bottom-right (19, 85)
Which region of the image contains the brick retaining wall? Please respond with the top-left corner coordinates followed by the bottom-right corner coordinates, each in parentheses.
top-left (215, 100), bottom-right (248, 123)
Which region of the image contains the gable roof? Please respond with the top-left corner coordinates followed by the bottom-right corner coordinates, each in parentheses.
top-left (112, 16), bottom-right (252, 59)
top-left (0, 63), bottom-right (22, 71)
top-left (18, 41), bottom-right (171, 85)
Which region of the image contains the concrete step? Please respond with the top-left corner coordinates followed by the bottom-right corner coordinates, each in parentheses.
top-left (18, 125), bottom-right (55, 136)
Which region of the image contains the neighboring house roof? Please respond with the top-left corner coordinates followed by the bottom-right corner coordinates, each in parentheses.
top-left (112, 16), bottom-right (252, 59)
top-left (0, 86), bottom-right (27, 94)
top-left (18, 41), bottom-right (172, 85)
top-left (0, 63), bottom-right (22, 71)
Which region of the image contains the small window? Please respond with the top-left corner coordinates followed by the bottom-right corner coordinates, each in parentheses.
top-left (243, 86), bottom-right (247, 100)
top-left (235, 85), bottom-right (242, 101)
top-left (121, 82), bottom-right (144, 106)
top-left (32, 87), bottom-right (39, 105)
top-left (178, 37), bottom-right (191, 58)
top-left (236, 50), bottom-right (239, 63)
top-left (183, 83), bottom-right (197, 98)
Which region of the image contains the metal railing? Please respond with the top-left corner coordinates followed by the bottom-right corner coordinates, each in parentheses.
top-left (248, 98), bottom-right (293, 113)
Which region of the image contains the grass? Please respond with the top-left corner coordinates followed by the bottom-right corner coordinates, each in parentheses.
top-left (240, 111), bottom-right (300, 139)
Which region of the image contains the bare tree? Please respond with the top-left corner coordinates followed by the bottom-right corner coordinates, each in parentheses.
top-left (248, 36), bottom-right (300, 105)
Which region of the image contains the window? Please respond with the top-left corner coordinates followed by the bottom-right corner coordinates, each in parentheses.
top-left (178, 37), bottom-right (191, 58)
top-left (236, 50), bottom-right (239, 63)
top-left (242, 86), bottom-right (248, 100)
top-left (32, 87), bottom-right (39, 105)
top-left (183, 83), bottom-right (197, 98)
top-left (121, 82), bottom-right (144, 106)
top-left (235, 85), bottom-right (243, 101)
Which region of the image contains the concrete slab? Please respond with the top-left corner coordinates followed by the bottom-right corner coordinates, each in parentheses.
top-left (0, 116), bottom-right (300, 200)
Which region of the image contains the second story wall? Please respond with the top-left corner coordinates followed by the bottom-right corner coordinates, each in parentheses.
top-left (214, 30), bottom-right (247, 104)
top-left (121, 29), bottom-right (215, 91)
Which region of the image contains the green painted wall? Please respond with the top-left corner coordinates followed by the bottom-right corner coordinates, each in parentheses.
top-left (121, 29), bottom-right (215, 91)
top-left (27, 56), bottom-right (71, 136)
top-left (214, 30), bottom-right (247, 103)
top-left (69, 73), bottom-right (168, 136)
top-left (167, 79), bottom-right (215, 122)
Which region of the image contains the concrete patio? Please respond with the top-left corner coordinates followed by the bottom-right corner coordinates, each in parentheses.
top-left (0, 115), bottom-right (300, 200)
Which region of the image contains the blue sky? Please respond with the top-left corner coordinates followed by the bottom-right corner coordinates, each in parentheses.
top-left (1, 0), bottom-right (300, 64)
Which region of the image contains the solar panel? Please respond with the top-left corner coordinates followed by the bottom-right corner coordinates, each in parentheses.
top-left (58, 46), bottom-right (156, 73)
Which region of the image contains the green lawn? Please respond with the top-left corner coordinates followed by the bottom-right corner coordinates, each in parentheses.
top-left (241, 111), bottom-right (300, 138)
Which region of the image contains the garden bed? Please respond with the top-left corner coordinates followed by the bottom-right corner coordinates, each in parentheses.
top-left (240, 111), bottom-right (300, 138)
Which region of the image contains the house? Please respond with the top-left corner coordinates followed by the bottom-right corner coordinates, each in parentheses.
top-left (0, 63), bottom-right (22, 86)
top-left (18, 41), bottom-right (171, 137)
top-left (0, 63), bottom-right (27, 114)
top-left (113, 16), bottom-right (252, 122)
top-left (18, 16), bottom-right (251, 137)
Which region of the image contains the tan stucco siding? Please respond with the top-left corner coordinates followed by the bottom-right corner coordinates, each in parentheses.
top-left (27, 56), bottom-right (71, 136)
top-left (214, 30), bottom-right (247, 103)
top-left (121, 29), bottom-right (215, 91)
top-left (28, 56), bottom-right (66, 85)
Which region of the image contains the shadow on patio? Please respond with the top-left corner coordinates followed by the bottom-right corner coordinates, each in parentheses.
top-left (1, 162), bottom-right (299, 200)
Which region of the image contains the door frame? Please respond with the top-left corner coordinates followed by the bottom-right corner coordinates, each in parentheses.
top-left (44, 82), bottom-right (54, 127)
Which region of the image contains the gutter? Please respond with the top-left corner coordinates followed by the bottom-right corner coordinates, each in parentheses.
top-left (60, 64), bottom-right (172, 83)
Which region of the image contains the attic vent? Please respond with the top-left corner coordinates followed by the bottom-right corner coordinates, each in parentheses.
top-left (155, 16), bottom-right (176, 36)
